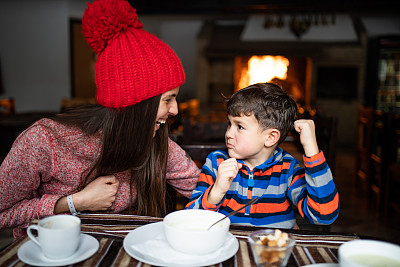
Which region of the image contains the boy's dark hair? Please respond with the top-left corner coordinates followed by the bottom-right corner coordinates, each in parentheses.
top-left (227, 82), bottom-right (298, 144)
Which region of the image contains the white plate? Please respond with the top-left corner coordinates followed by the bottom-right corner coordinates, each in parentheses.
top-left (123, 222), bottom-right (239, 267)
top-left (18, 234), bottom-right (99, 266)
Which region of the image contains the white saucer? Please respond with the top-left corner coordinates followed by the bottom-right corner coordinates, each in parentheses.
top-left (123, 222), bottom-right (239, 267)
top-left (18, 234), bottom-right (99, 266)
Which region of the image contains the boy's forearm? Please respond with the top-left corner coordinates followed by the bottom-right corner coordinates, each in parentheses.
top-left (207, 186), bottom-right (225, 205)
top-left (303, 141), bottom-right (319, 157)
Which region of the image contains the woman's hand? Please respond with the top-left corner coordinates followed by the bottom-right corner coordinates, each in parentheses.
top-left (73, 175), bottom-right (120, 211)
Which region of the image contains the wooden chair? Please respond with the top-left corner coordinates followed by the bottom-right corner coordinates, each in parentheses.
top-left (166, 144), bottom-right (227, 213)
top-left (369, 110), bottom-right (390, 212)
top-left (290, 114), bottom-right (338, 175)
top-left (314, 115), bottom-right (338, 175)
top-left (0, 98), bottom-right (16, 115)
top-left (383, 113), bottom-right (400, 219)
top-left (384, 162), bottom-right (400, 219)
top-left (355, 106), bottom-right (375, 196)
top-left (180, 144), bottom-right (226, 168)
top-left (181, 118), bottom-right (226, 145)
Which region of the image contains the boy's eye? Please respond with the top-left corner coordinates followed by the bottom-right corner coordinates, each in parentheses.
top-left (238, 125), bottom-right (244, 130)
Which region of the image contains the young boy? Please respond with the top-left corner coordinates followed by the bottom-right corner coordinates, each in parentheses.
top-left (186, 83), bottom-right (339, 228)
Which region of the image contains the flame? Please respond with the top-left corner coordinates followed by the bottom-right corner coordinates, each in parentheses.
top-left (237, 55), bottom-right (289, 90)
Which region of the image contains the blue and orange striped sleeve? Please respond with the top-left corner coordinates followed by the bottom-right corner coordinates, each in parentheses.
top-left (185, 150), bottom-right (228, 210)
top-left (288, 151), bottom-right (339, 225)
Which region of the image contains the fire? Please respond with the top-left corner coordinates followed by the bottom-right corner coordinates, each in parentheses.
top-left (236, 55), bottom-right (289, 90)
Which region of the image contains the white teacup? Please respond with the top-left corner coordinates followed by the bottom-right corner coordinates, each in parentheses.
top-left (339, 239), bottom-right (400, 267)
top-left (27, 215), bottom-right (81, 260)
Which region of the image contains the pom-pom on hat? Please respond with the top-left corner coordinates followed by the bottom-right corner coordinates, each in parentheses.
top-left (82, 0), bottom-right (185, 108)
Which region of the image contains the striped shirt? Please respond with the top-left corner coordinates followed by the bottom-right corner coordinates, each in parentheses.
top-left (186, 147), bottom-right (339, 228)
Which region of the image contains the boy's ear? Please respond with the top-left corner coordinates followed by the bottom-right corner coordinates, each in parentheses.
top-left (265, 129), bottom-right (280, 147)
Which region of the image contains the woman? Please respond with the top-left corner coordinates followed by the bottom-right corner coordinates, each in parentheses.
top-left (0, 0), bottom-right (200, 239)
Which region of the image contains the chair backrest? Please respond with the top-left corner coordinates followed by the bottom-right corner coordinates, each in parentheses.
top-left (182, 118), bottom-right (227, 145)
top-left (356, 106), bottom-right (374, 153)
top-left (166, 144), bottom-right (226, 213)
top-left (180, 144), bottom-right (226, 168)
top-left (355, 106), bottom-right (375, 195)
top-left (0, 98), bottom-right (16, 115)
top-left (314, 116), bottom-right (338, 174)
top-left (387, 112), bottom-right (400, 163)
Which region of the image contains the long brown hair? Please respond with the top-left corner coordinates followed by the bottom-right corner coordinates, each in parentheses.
top-left (52, 95), bottom-right (169, 217)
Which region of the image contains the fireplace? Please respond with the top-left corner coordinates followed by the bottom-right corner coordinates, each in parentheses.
top-left (234, 55), bottom-right (311, 107)
top-left (195, 19), bottom-right (365, 126)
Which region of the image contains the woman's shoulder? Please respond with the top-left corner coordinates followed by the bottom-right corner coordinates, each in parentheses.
top-left (9, 119), bottom-right (60, 151)
top-left (31, 117), bottom-right (59, 128)
top-left (167, 137), bottom-right (181, 151)
top-left (18, 118), bottom-right (57, 136)
top-left (19, 118), bottom-right (86, 143)
top-left (28, 118), bottom-right (76, 134)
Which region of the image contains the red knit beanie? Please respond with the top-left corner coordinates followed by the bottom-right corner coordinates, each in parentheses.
top-left (81, 0), bottom-right (185, 108)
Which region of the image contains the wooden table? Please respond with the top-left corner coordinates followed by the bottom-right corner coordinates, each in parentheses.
top-left (0, 213), bottom-right (363, 266)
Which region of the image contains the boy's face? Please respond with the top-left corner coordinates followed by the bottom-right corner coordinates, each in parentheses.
top-left (225, 113), bottom-right (270, 164)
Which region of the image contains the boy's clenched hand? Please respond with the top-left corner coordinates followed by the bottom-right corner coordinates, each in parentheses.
top-left (294, 119), bottom-right (319, 157)
top-left (208, 158), bottom-right (242, 204)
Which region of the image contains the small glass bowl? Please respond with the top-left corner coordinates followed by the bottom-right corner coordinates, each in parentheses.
top-left (248, 229), bottom-right (296, 267)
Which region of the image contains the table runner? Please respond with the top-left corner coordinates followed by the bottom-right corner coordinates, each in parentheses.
top-left (0, 213), bottom-right (361, 266)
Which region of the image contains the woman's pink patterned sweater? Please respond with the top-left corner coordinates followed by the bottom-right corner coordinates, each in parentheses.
top-left (0, 119), bottom-right (200, 239)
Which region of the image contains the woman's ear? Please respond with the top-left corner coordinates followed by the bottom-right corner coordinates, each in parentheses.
top-left (264, 129), bottom-right (281, 147)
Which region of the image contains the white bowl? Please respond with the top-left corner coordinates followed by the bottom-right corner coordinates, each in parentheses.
top-left (163, 209), bottom-right (230, 255)
top-left (338, 239), bottom-right (400, 267)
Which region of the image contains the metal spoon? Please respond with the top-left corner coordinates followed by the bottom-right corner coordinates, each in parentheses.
top-left (207, 197), bottom-right (259, 230)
